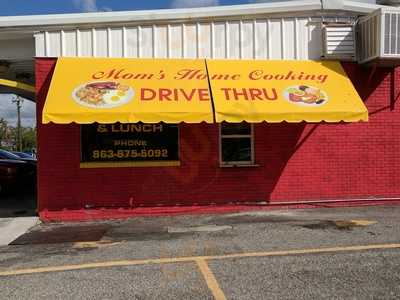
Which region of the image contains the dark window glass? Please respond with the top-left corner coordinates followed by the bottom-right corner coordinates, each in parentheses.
top-left (80, 123), bottom-right (179, 163)
top-left (221, 122), bottom-right (251, 135)
top-left (221, 138), bottom-right (251, 163)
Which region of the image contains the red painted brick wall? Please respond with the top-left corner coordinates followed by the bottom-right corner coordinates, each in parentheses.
top-left (36, 58), bottom-right (400, 211)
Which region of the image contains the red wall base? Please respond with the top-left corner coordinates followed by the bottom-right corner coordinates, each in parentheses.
top-left (36, 58), bottom-right (400, 218)
top-left (39, 201), bottom-right (400, 222)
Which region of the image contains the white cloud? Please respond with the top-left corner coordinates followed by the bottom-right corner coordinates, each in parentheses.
top-left (249, 0), bottom-right (284, 2)
top-left (0, 94), bottom-right (36, 127)
top-left (72, 0), bottom-right (112, 12)
top-left (73, 0), bottom-right (98, 12)
top-left (170, 0), bottom-right (220, 8)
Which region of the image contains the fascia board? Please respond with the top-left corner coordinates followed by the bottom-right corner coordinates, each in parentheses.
top-left (0, 0), bottom-right (321, 30)
top-left (343, 1), bottom-right (389, 14)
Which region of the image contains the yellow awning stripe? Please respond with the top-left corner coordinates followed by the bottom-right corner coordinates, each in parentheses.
top-left (0, 78), bottom-right (35, 93)
top-left (207, 60), bottom-right (368, 123)
top-left (42, 58), bottom-right (368, 124)
top-left (43, 58), bottom-right (214, 124)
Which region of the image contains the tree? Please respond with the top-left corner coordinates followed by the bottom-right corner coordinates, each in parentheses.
top-left (0, 118), bottom-right (7, 142)
top-left (0, 123), bottom-right (36, 151)
top-left (21, 127), bottom-right (36, 151)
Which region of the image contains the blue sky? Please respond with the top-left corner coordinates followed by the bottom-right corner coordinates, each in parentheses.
top-left (0, 0), bottom-right (376, 16)
top-left (0, 0), bottom-right (259, 16)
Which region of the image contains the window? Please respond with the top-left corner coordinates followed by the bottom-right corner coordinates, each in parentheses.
top-left (219, 123), bottom-right (254, 165)
top-left (80, 123), bottom-right (180, 168)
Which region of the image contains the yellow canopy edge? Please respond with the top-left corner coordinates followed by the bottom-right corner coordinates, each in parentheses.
top-left (0, 79), bottom-right (35, 101)
top-left (43, 57), bottom-right (214, 124)
top-left (0, 79), bottom-right (35, 93)
top-left (207, 60), bottom-right (368, 123)
top-left (43, 58), bottom-right (368, 124)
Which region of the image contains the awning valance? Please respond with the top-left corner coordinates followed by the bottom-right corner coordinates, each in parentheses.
top-left (42, 58), bottom-right (368, 124)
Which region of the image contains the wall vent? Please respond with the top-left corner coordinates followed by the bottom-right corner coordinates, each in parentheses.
top-left (322, 23), bottom-right (356, 60)
top-left (358, 8), bottom-right (400, 65)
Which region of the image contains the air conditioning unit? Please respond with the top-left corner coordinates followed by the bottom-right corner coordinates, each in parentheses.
top-left (322, 23), bottom-right (356, 61)
top-left (358, 7), bottom-right (400, 65)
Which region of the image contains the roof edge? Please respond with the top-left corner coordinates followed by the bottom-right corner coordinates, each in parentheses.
top-left (343, 1), bottom-right (390, 14)
top-left (0, 0), bottom-right (391, 31)
top-left (0, 1), bottom-right (322, 29)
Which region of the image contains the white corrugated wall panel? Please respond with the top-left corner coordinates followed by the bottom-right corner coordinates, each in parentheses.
top-left (110, 28), bottom-right (123, 57)
top-left (140, 26), bottom-right (153, 58)
top-left (308, 18), bottom-right (322, 59)
top-left (269, 19), bottom-right (282, 59)
top-left (241, 21), bottom-right (254, 59)
top-left (297, 18), bottom-right (310, 59)
top-left (198, 23), bottom-right (211, 58)
top-left (228, 21), bottom-right (240, 59)
top-left (35, 32), bottom-right (46, 57)
top-left (283, 19), bottom-right (296, 59)
top-left (214, 22), bottom-right (226, 59)
top-left (79, 29), bottom-right (92, 57)
top-left (125, 27), bottom-right (138, 58)
top-left (185, 24), bottom-right (197, 58)
top-left (155, 25), bottom-right (168, 58)
top-left (95, 29), bottom-right (108, 57)
top-left (35, 16), bottom-right (340, 60)
top-left (47, 31), bottom-right (61, 57)
top-left (254, 20), bottom-right (267, 59)
top-left (64, 30), bottom-right (77, 56)
top-left (169, 24), bottom-right (183, 58)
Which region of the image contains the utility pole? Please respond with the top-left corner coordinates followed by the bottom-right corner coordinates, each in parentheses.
top-left (12, 95), bottom-right (23, 151)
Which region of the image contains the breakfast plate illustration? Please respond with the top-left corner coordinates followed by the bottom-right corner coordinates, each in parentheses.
top-left (283, 85), bottom-right (328, 106)
top-left (72, 81), bottom-right (134, 108)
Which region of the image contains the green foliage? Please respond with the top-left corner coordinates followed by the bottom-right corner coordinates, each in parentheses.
top-left (0, 118), bottom-right (6, 141)
top-left (21, 127), bottom-right (37, 151)
top-left (0, 118), bottom-right (36, 151)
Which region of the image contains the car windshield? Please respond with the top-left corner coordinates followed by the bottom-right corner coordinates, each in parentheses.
top-left (0, 149), bottom-right (21, 160)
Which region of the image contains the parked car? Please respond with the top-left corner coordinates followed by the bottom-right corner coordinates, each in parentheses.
top-left (11, 151), bottom-right (37, 163)
top-left (0, 149), bottom-right (36, 194)
top-left (0, 149), bottom-right (22, 160)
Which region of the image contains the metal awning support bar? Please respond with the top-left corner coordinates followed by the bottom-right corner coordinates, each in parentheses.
top-left (0, 78), bottom-right (35, 93)
top-left (0, 78), bottom-right (35, 101)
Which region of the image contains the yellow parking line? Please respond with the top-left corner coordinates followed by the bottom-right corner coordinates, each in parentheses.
top-left (208, 243), bottom-right (400, 260)
top-left (196, 258), bottom-right (227, 300)
top-left (0, 257), bottom-right (193, 277)
top-left (0, 243), bottom-right (399, 277)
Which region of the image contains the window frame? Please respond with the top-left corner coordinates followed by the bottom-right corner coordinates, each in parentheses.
top-left (219, 123), bottom-right (255, 166)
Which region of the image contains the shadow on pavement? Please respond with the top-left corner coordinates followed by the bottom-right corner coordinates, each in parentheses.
top-left (0, 189), bottom-right (37, 218)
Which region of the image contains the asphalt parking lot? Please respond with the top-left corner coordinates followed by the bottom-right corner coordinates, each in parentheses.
top-left (1, 205), bottom-right (400, 299)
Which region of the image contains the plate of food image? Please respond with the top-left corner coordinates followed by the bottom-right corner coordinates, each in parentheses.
top-left (72, 81), bottom-right (134, 108)
top-left (283, 85), bottom-right (328, 107)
